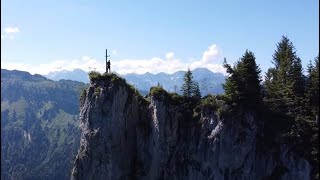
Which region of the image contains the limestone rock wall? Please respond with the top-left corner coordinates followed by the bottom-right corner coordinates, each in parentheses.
top-left (71, 78), bottom-right (311, 180)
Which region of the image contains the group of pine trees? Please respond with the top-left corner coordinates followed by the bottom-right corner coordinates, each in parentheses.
top-left (219, 36), bottom-right (319, 122)
top-left (180, 36), bottom-right (318, 121)
top-left (180, 36), bottom-right (318, 178)
top-left (263, 36), bottom-right (319, 120)
top-left (222, 36), bottom-right (319, 179)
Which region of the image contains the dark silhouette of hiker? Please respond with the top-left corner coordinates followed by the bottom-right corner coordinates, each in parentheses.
top-left (107, 60), bottom-right (111, 73)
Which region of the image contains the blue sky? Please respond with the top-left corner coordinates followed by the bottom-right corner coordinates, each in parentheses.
top-left (1, 0), bottom-right (319, 75)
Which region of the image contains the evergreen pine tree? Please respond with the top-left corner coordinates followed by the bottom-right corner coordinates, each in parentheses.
top-left (289, 57), bottom-right (306, 115)
top-left (193, 82), bottom-right (201, 100)
top-left (182, 69), bottom-right (193, 98)
top-left (181, 69), bottom-right (201, 99)
top-left (264, 68), bottom-right (280, 107)
top-left (223, 50), bottom-right (262, 107)
top-left (305, 56), bottom-right (319, 119)
top-left (264, 36), bottom-right (304, 115)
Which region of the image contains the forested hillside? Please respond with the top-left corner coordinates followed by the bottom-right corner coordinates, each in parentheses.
top-left (1, 69), bottom-right (87, 179)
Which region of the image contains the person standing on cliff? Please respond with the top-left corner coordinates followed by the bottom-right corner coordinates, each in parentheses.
top-left (107, 60), bottom-right (111, 73)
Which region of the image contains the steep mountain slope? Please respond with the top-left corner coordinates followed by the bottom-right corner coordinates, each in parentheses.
top-left (71, 73), bottom-right (311, 180)
top-left (1, 69), bottom-right (87, 180)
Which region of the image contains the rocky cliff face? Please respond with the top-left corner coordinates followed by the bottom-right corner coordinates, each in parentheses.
top-left (71, 75), bottom-right (311, 180)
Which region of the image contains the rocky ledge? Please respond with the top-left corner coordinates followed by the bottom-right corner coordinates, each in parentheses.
top-left (71, 73), bottom-right (311, 180)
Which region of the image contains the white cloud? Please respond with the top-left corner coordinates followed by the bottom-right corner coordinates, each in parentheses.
top-left (110, 44), bottom-right (226, 75)
top-left (2, 26), bottom-right (20, 40)
top-left (185, 44), bottom-right (224, 73)
top-left (2, 44), bottom-right (228, 76)
top-left (112, 57), bottom-right (188, 74)
top-left (4, 26), bottom-right (20, 34)
top-left (2, 56), bottom-right (105, 75)
top-left (202, 44), bottom-right (219, 64)
top-left (165, 52), bottom-right (175, 60)
top-left (1, 62), bottom-right (31, 71)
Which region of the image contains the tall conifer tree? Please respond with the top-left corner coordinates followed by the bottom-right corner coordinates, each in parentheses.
top-left (181, 69), bottom-right (201, 99)
top-left (264, 36), bottom-right (305, 115)
top-left (223, 50), bottom-right (262, 107)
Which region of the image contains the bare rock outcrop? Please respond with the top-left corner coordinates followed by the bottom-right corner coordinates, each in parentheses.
top-left (71, 75), bottom-right (311, 180)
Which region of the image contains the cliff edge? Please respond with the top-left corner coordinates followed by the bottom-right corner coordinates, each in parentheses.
top-left (71, 73), bottom-right (311, 180)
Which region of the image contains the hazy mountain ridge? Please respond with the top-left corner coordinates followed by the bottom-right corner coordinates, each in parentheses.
top-left (45, 69), bottom-right (90, 84)
top-left (123, 68), bottom-right (225, 95)
top-left (45, 68), bottom-right (226, 95)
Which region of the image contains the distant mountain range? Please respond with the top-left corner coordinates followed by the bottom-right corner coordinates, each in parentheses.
top-left (46, 69), bottom-right (90, 84)
top-left (45, 68), bottom-right (226, 95)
